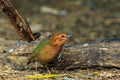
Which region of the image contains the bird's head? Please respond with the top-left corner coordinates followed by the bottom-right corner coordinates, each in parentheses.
top-left (50, 33), bottom-right (72, 47)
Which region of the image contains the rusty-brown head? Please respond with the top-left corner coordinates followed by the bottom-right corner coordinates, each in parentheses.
top-left (50, 33), bottom-right (72, 47)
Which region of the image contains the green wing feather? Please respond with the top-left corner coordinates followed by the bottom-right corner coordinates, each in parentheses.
top-left (32, 39), bottom-right (50, 54)
top-left (27, 39), bottom-right (50, 65)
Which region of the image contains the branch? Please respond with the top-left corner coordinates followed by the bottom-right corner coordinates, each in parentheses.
top-left (0, 0), bottom-right (35, 42)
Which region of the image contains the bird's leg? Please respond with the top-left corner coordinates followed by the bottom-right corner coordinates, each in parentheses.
top-left (45, 65), bottom-right (51, 74)
top-left (35, 61), bottom-right (38, 74)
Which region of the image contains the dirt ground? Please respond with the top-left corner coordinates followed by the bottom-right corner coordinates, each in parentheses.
top-left (0, 0), bottom-right (120, 80)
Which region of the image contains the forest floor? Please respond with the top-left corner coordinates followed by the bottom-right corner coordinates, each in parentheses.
top-left (0, 0), bottom-right (120, 80)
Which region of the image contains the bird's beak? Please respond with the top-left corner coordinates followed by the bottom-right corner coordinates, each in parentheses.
top-left (67, 34), bottom-right (72, 39)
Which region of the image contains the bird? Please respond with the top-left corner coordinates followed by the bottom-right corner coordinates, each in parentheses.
top-left (27, 33), bottom-right (72, 72)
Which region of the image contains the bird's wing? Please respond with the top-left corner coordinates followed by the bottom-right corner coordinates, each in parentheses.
top-left (30, 39), bottom-right (50, 57)
top-left (27, 39), bottom-right (50, 65)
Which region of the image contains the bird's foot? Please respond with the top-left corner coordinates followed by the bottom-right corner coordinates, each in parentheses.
top-left (45, 65), bottom-right (51, 74)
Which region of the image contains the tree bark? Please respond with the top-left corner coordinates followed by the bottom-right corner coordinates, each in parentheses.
top-left (54, 41), bottom-right (120, 70)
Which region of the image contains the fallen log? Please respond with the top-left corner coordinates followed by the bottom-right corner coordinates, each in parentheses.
top-left (55, 41), bottom-right (120, 70)
top-left (0, 35), bottom-right (119, 71)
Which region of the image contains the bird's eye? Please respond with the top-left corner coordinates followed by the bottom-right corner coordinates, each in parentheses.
top-left (61, 35), bottom-right (64, 38)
